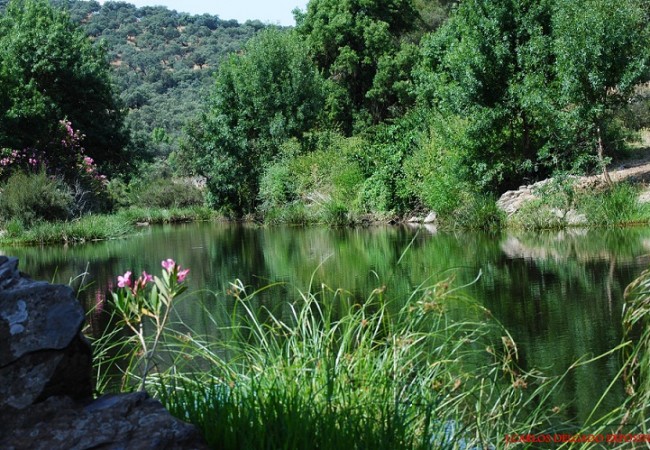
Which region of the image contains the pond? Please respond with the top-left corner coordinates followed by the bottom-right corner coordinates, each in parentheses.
top-left (2, 222), bottom-right (648, 424)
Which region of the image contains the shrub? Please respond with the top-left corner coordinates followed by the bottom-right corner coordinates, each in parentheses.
top-left (0, 170), bottom-right (72, 225)
top-left (450, 193), bottom-right (504, 230)
top-left (132, 179), bottom-right (204, 209)
top-left (258, 163), bottom-right (297, 211)
top-left (258, 134), bottom-right (365, 223)
top-left (403, 119), bottom-right (468, 215)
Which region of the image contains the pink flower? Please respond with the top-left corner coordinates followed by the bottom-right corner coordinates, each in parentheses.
top-left (161, 259), bottom-right (176, 272)
top-left (177, 268), bottom-right (190, 283)
top-left (141, 271), bottom-right (153, 284)
top-left (133, 271), bottom-right (153, 294)
top-left (117, 271), bottom-right (132, 288)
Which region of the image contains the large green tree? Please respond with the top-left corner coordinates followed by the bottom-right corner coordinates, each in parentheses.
top-left (182, 29), bottom-right (325, 213)
top-left (416, 0), bottom-right (649, 192)
top-left (552, 0), bottom-right (649, 181)
top-left (0, 0), bottom-right (127, 172)
top-left (295, 0), bottom-right (418, 131)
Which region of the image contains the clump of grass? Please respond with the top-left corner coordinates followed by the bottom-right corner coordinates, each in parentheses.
top-left (116, 206), bottom-right (216, 225)
top-left (446, 193), bottom-right (504, 230)
top-left (99, 277), bottom-right (579, 449)
top-left (621, 269), bottom-right (650, 426)
top-left (0, 214), bottom-right (134, 245)
top-left (578, 182), bottom-right (641, 226)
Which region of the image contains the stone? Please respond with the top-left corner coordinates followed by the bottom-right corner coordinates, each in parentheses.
top-left (0, 392), bottom-right (209, 450)
top-left (565, 209), bottom-right (588, 226)
top-left (0, 257), bottom-right (92, 408)
top-left (407, 216), bottom-right (422, 223)
top-left (423, 211), bottom-right (437, 224)
top-left (0, 257), bottom-right (209, 450)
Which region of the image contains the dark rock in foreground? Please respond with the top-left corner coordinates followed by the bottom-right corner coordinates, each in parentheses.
top-left (0, 256), bottom-right (208, 450)
top-left (0, 392), bottom-right (206, 450)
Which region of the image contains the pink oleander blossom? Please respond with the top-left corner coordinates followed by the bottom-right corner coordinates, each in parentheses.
top-left (132, 271), bottom-right (153, 294)
top-left (177, 268), bottom-right (190, 282)
top-left (117, 271), bottom-right (132, 288)
top-left (161, 259), bottom-right (175, 272)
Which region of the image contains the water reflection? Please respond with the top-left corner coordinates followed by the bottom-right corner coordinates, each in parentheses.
top-left (3, 223), bottom-right (650, 422)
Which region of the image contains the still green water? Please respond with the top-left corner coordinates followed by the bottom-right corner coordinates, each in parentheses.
top-left (3, 222), bottom-right (649, 423)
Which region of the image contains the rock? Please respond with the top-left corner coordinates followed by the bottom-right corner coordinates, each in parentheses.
top-left (423, 211), bottom-right (437, 224)
top-left (0, 257), bottom-right (92, 409)
top-left (639, 188), bottom-right (650, 204)
top-left (407, 216), bottom-right (422, 223)
top-left (0, 392), bottom-right (209, 450)
top-left (0, 256), bottom-right (208, 450)
top-left (423, 224), bottom-right (438, 234)
top-left (496, 190), bottom-right (536, 216)
top-left (565, 209), bottom-right (588, 226)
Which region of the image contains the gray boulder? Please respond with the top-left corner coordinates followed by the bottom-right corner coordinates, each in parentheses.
top-left (0, 392), bottom-right (208, 450)
top-left (0, 256), bottom-right (208, 450)
top-left (0, 256), bottom-right (92, 408)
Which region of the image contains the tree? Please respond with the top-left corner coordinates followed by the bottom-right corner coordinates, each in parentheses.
top-left (416, 0), bottom-right (649, 192)
top-left (552, 0), bottom-right (649, 181)
top-left (0, 0), bottom-right (127, 172)
top-left (417, 0), bottom-right (557, 191)
top-left (295, 0), bottom-right (418, 131)
top-left (182, 29), bottom-right (325, 213)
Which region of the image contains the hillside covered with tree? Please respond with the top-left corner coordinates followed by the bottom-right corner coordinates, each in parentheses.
top-left (0, 0), bottom-right (649, 233)
top-left (49, 0), bottom-right (264, 162)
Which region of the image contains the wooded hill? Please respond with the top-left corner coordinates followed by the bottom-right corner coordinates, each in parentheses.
top-left (38, 0), bottom-right (264, 160)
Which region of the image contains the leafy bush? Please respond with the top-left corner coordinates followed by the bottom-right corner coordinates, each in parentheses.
top-left (403, 125), bottom-right (467, 215)
top-left (258, 134), bottom-right (365, 223)
top-left (132, 179), bottom-right (204, 209)
top-left (450, 193), bottom-right (504, 230)
top-left (0, 171), bottom-right (73, 225)
top-left (258, 163), bottom-right (297, 211)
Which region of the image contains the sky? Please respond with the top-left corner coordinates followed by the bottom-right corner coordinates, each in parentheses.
top-left (116, 0), bottom-right (310, 26)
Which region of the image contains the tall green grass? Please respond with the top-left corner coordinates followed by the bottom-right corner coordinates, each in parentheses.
top-left (115, 205), bottom-right (216, 225)
top-left (0, 206), bottom-right (218, 245)
top-left (92, 264), bottom-right (650, 449)
top-left (98, 276), bottom-right (600, 449)
top-left (0, 214), bottom-right (134, 244)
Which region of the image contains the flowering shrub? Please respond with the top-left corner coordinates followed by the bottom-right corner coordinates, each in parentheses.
top-left (111, 259), bottom-right (190, 390)
top-left (0, 119), bottom-right (109, 214)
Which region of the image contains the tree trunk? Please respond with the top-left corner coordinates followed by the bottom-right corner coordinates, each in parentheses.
top-left (597, 126), bottom-right (612, 184)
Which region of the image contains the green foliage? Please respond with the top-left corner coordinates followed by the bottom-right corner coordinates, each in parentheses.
top-left (132, 180), bottom-right (204, 209)
top-left (0, 171), bottom-right (72, 225)
top-left (353, 116), bottom-right (424, 213)
top-left (115, 206), bottom-right (215, 225)
top-left (0, 213), bottom-right (134, 244)
top-left (0, 0), bottom-right (127, 172)
top-left (403, 115), bottom-right (467, 214)
top-left (578, 183), bottom-right (641, 226)
top-left (118, 278), bottom-right (585, 449)
top-left (416, 0), bottom-right (557, 191)
top-left (552, 0), bottom-right (650, 167)
top-left (296, 0), bottom-right (419, 130)
top-left (622, 267), bottom-right (650, 422)
top-left (259, 133), bottom-right (366, 224)
top-left (416, 0), bottom-right (650, 192)
top-left (448, 193), bottom-right (505, 230)
top-left (184, 29), bottom-right (325, 214)
top-left (47, 0), bottom-right (262, 163)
